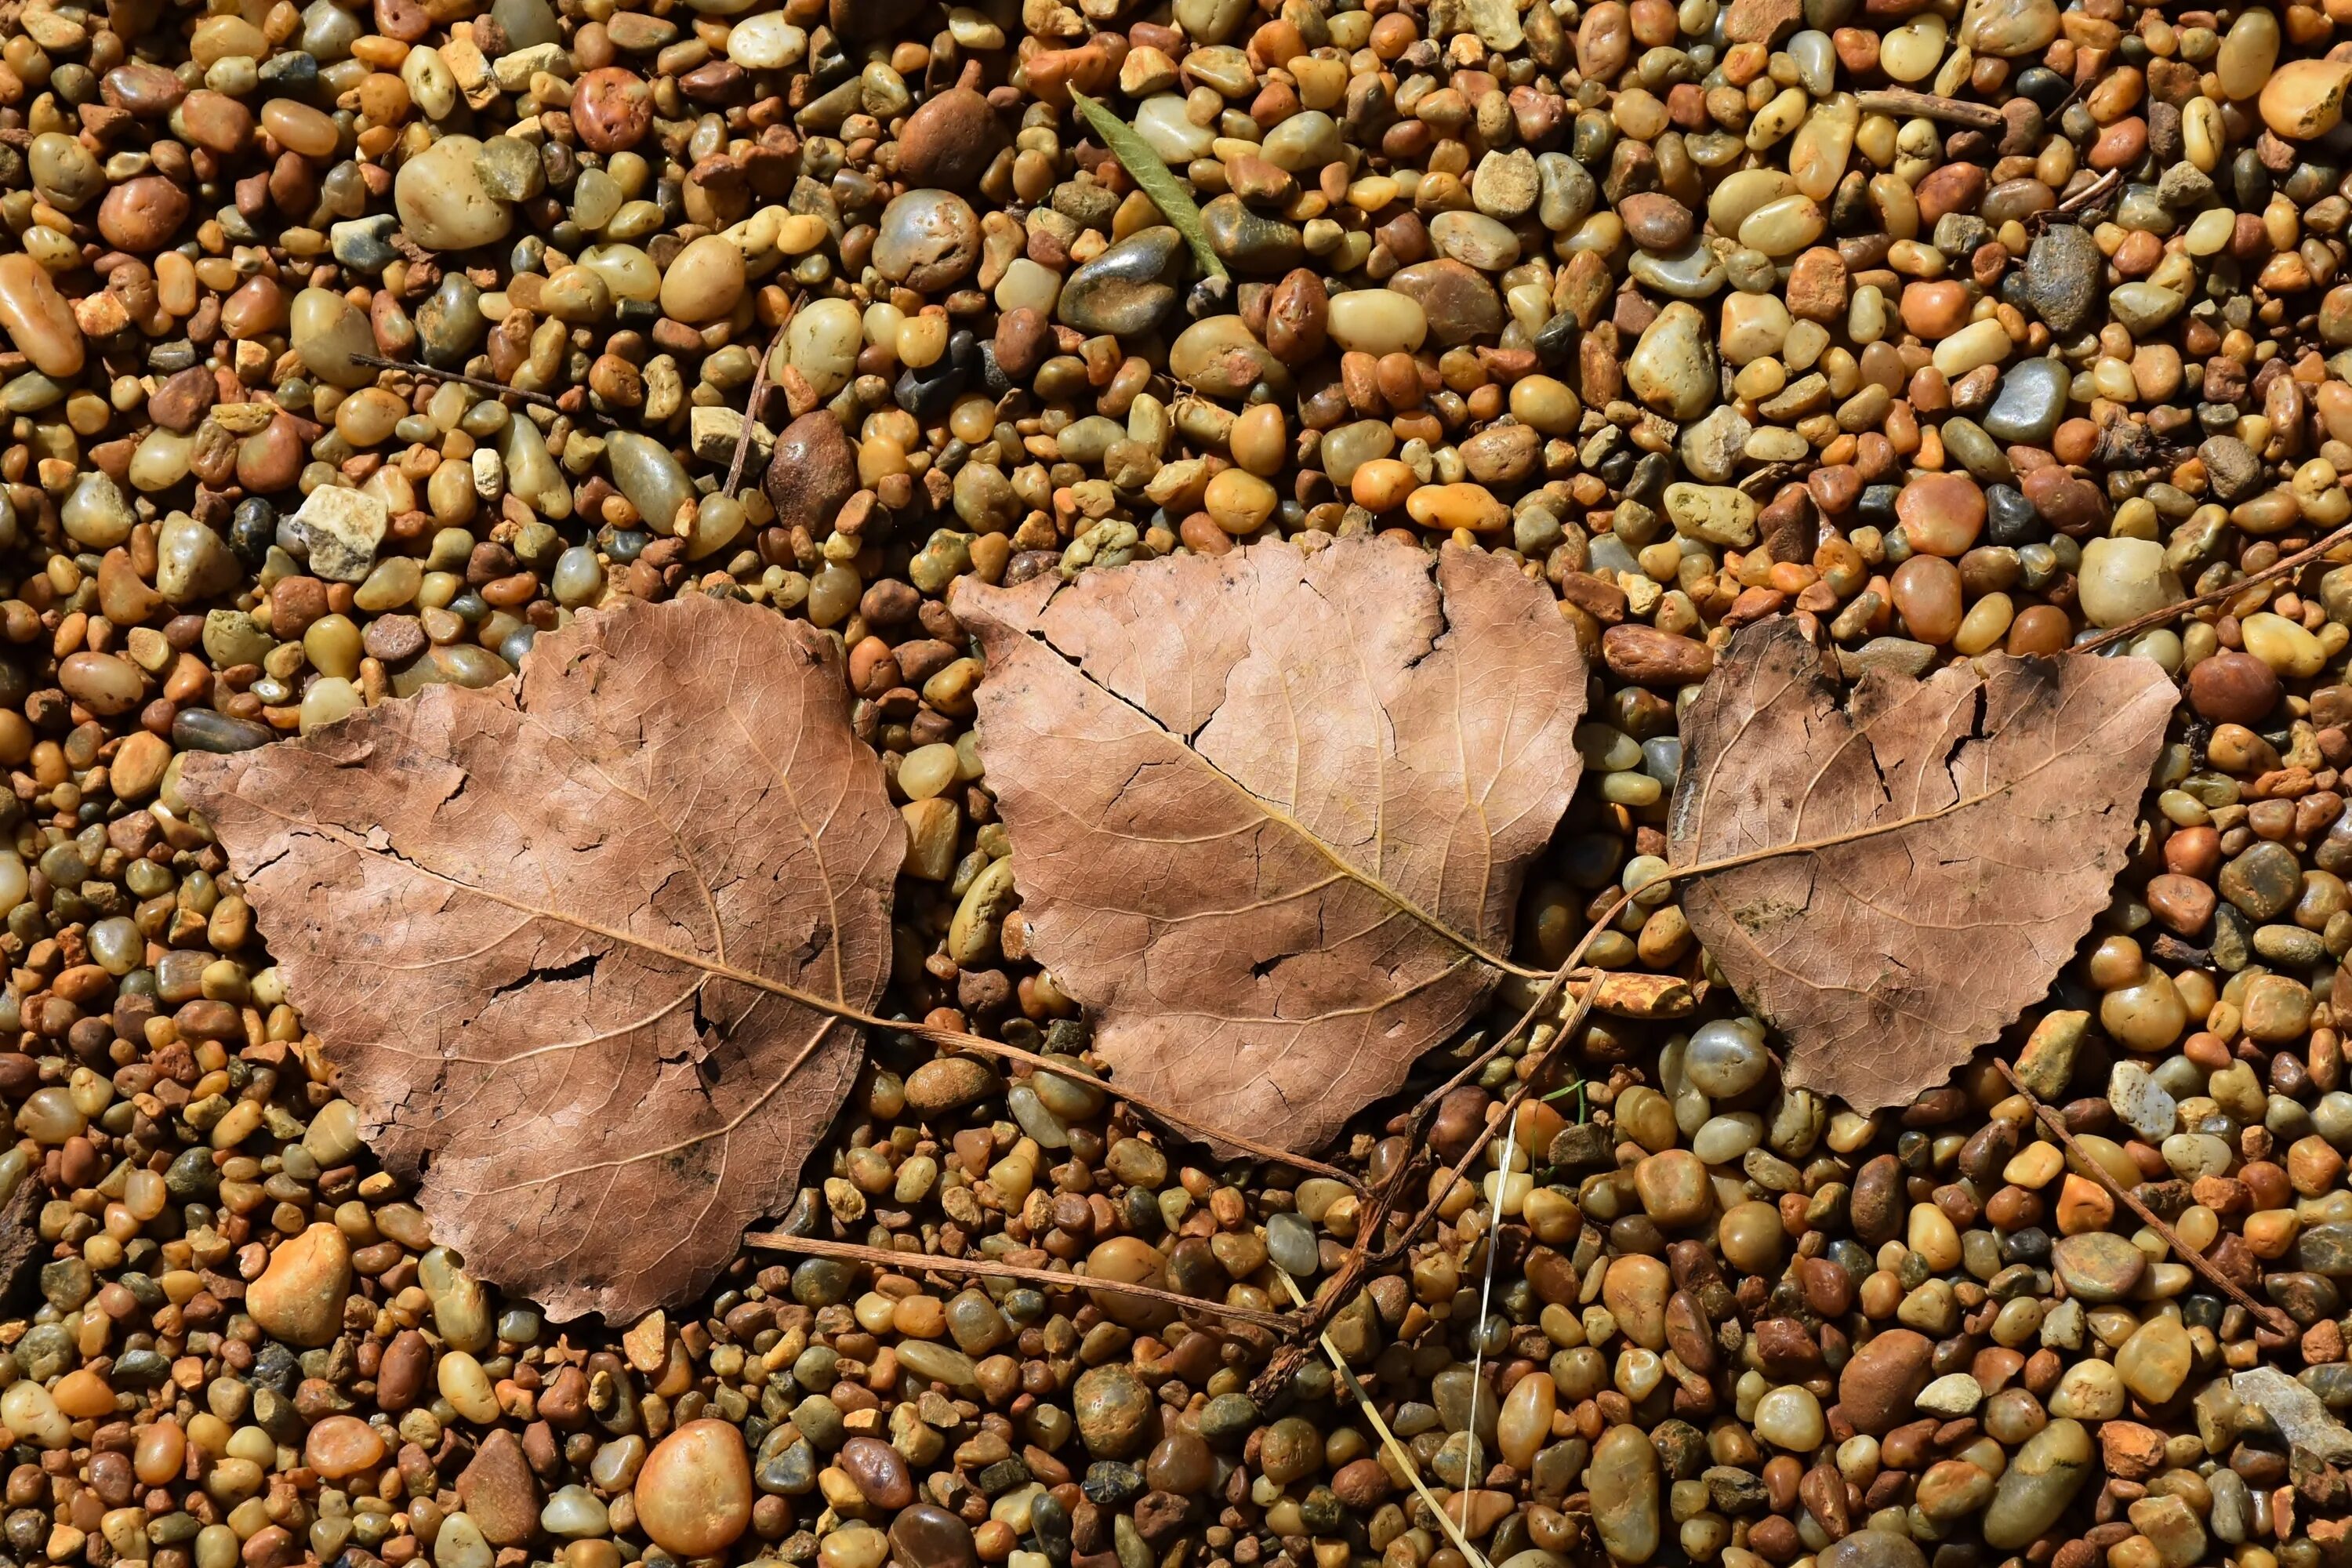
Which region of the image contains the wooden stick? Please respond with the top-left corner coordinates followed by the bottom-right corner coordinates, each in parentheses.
top-left (1856, 89), bottom-right (2005, 129)
top-left (743, 1231), bottom-right (1295, 1332)
top-left (1991, 1058), bottom-right (2296, 1338)
top-left (2053, 167), bottom-right (2123, 217)
top-left (2072, 517), bottom-right (2352, 655)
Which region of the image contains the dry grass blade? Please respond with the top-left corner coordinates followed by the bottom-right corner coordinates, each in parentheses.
top-left (746, 1232), bottom-right (1294, 1332)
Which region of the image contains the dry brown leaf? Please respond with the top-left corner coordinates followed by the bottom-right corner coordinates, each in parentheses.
top-left (0, 1179), bottom-right (45, 1312)
top-left (1669, 617), bottom-right (2176, 1112)
top-left (950, 538), bottom-right (1587, 1154)
top-left (180, 596), bottom-right (901, 1321)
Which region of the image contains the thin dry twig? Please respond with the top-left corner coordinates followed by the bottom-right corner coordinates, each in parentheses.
top-left (2072, 517), bottom-right (2352, 655)
top-left (1855, 89), bottom-right (2005, 129)
top-left (1273, 1269), bottom-right (1494, 1568)
top-left (1378, 961), bottom-right (1610, 1268)
top-left (1250, 895), bottom-right (1632, 1403)
top-left (723, 308), bottom-right (797, 500)
top-left (350, 354), bottom-right (574, 415)
top-left (744, 1231), bottom-right (1295, 1333)
top-left (894, 1024), bottom-right (1363, 1192)
top-left (1991, 1058), bottom-right (2296, 1338)
top-left (2054, 167), bottom-right (2123, 216)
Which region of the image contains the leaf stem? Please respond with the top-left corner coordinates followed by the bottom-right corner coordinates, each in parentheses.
top-left (742, 1231), bottom-right (1294, 1332)
top-left (1069, 88), bottom-right (1229, 281)
top-left (1991, 1058), bottom-right (2297, 1340)
top-left (2070, 517), bottom-right (2352, 655)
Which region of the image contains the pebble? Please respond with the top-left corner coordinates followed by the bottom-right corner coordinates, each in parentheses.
top-left (634, 1421), bottom-right (753, 1557)
top-left (1588, 1426), bottom-right (1660, 1563)
top-left (0, 7), bottom-right (2337, 1568)
top-left (1838, 1329), bottom-right (1933, 1433)
top-left (1058, 228), bottom-right (1184, 337)
top-left (874, 191), bottom-right (982, 292)
top-left (0, 256), bottom-right (83, 379)
top-left (1983, 1421), bottom-right (2095, 1549)
top-left (765, 410), bottom-right (859, 535)
top-left (244, 1223), bottom-right (350, 1346)
top-left (1624, 302), bottom-right (1717, 419)
top-left (394, 135), bottom-right (514, 250)
top-left (287, 485), bottom-right (389, 583)
top-left (2051, 1232), bottom-right (2147, 1302)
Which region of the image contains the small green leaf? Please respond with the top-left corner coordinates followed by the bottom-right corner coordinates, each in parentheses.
top-left (1068, 87), bottom-right (1229, 281)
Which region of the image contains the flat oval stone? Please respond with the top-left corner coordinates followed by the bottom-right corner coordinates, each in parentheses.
top-left (764, 409), bottom-right (858, 534)
top-left (1980, 354), bottom-right (2069, 443)
top-left (838, 1436), bottom-right (914, 1509)
top-left (1588, 1425), bottom-right (1660, 1563)
top-left (898, 87), bottom-right (1004, 190)
top-left (1387, 260), bottom-right (1502, 346)
top-left (1327, 288), bottom-right (1428, 355)
top-left (604, 431), bottom-right (695, 535)
top-left (2051, 1231), bottom-right (2146, 1301)
top-left (635, 1421), bottom-right (752, 1557)
top-left (1984, 1420), bottom-right (2094, 1548)
top-left (889, 1504), bottom-right (978, 1568)
top-left (1058, 227), bottom-right (1182, 336)
top-left (1200, 194), bottom-right (1305, 273)
top-left (0, 255), bottom-right (83, 378)
top-left (292, 288), bottom-right (379, 390)
top-left (1820, 1529), bottom-right (1929, 1568)
top-left (1962, 0), bottom-right (2059, 55)
top-left (1837, 1327), bottom-right (1933, 1433)
top-left (1170, 315), bottom-right (1290, 398)
top-left (659, 234), bottom-right (746, 324)
top-left (1628, 241), bottom-right (1726, 299)
top-left (1626, 301), bottom-right (1718, 419)
top-left (1260, 110), bottom-right (1340, 172)
top-left (1428, 209), bottom-right (1521, 270)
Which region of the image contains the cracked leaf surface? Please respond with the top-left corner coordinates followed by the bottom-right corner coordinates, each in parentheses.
top-left (180, 595), bottom-right (900, 1321)
top-left (1669, 617), bottom-right (2176, 1112)
top-left (950, 537), bottom-right (1587, 1153)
